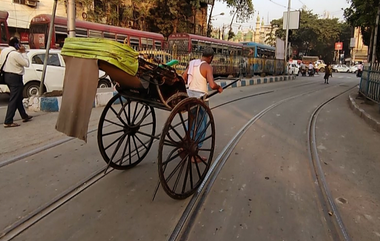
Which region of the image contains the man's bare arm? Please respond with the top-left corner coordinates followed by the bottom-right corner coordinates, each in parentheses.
top-left (182, 67), bottom-right (189, 84)
top-left (206, 65), bottom-right (223, 93)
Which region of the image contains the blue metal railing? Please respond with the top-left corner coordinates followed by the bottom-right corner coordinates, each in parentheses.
top-left (360, 63), bottom-right (380, 103)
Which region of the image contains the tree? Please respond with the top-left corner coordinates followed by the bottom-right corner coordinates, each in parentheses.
top-left (265, 24), bottom-right (277, 46)
top-left (75, 0), bottom-right (152, 29)
top-left (222, 0), bottom-right (254, 40)
top-left (344, 0), bottom-right (380, 62)
top-left (271, 9), bottom-right (350, 63)
top-left (146, 0), bottom-right (200, 37)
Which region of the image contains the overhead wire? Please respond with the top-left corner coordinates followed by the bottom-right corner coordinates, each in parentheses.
top-left (267, 0), bottom-right (297, 11)
top-left (298, 0), bottom-right (306, 7)
top-left (268, 0), bottom-right (287, 8)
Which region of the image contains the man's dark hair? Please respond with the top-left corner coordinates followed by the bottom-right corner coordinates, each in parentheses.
top-left (202, 48), bottom-right (215, 57)
top-left (9, 37), bottom-right (20, 47)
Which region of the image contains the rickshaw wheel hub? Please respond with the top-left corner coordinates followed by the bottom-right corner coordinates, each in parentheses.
top-left (124, 125), bottom-right (140, 134)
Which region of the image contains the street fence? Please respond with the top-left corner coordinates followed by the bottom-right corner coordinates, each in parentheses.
top-left (137, 49), bottom-right (285, 77)
top-left (360, 63), bottom-right (380, 103)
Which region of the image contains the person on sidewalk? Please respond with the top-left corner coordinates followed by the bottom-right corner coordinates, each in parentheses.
top-left (182, 48), bottom-right (223, 162)
top-left (0, 37), bottom-right (32, 128)
top-left (324, 63), bottom-right (332, 84)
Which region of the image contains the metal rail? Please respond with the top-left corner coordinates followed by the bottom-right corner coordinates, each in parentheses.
top-left (0, 80), bottom-right (328, 240)
top-left (169, 84), bottom-right (356, 241)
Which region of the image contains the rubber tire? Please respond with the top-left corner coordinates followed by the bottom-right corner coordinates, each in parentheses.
top-left (98, 78), bottom-right (112, 88)
top-left (23, 81), bottom-right (44, 98)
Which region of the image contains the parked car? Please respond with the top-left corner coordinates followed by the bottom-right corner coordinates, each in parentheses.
top-left (287, 63), bottom-right (300, 75)
top-left (0, 49), bottom-right (112, 97)
top-left (332, 64), bottom-right (350, 73)
top-left (349, 65), bottom-right (360, 73)
top-left (314, 60), bottom-right (326, 72)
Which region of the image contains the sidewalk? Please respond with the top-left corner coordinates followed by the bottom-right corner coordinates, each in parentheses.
top-left (348, 90), bottom-right (380, 133)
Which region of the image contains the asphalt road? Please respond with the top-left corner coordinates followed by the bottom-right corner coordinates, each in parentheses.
top-left (0, 93), bottom-right (9, 109)
top-left (1, 72), bottom-right (379, 241)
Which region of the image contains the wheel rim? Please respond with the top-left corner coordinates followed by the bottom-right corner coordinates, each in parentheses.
top-left (28, 85), bottom-right (39, 97)
top-left (158, 98), bottom-right (215, 199)
top-left (97, 94), bottom-right (156, 170)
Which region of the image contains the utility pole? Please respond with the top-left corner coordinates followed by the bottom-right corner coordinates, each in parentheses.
top-left (68, 0), bottom-right (76, 37)
top-left (39, 0), bottom-right (58, 97)
top-left (284, 0), bottom-right (291, 64)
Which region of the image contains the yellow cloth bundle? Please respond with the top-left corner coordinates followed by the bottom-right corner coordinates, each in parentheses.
top-left (61, 38), bottom-right (139, 76)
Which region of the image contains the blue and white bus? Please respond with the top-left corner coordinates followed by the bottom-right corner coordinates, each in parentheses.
top-left (240, 42), bottom-right (284, 76)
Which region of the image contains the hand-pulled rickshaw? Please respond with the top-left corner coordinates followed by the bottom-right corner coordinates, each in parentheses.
top-left (57, 38), bottom-right (237, 199)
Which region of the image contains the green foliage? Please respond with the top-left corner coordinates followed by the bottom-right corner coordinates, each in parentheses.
top-left (221, 0), bottom-right (254, 40)
top-left (223, 0), bottom-right (254, 23)
top-left (146, 0), bottom-right (199, 37)
top-left (344, 0), bottom-right (379, 28)
top-left (344, 0), bottom-right (380, 61)
top-left (271, 9), bottom-right (351, 63)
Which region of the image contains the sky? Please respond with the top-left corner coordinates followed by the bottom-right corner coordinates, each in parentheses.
top-left (211, 0), bottom-right (351, 31)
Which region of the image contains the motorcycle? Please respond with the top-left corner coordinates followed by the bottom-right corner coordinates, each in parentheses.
top-left (308, 68), bottom-right (315, 76)
top-left (300, 68), bottom-right (307, 76)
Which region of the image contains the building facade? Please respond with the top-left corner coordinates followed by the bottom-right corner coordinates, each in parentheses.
top-left (2, 0), bottom-right (67, 43)
top-left (232, 13), bottom-right (275, 46)
top-left (351, 27), bottom-right (369, 63)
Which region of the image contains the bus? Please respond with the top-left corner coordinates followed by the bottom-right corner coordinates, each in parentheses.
top-left (28, 14), bottom-right (165, 51)
top-left (168, 33), bottom-right (243, 77)
top-left (0, 10), bottom-right (10, 50)
top-left (240, 42), bottom-right (284, 76)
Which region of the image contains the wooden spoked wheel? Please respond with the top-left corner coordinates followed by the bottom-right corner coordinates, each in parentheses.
top-left (158, 98), bottom-right (215, 199)
top-left (98, 94), bottom-right (156, 170)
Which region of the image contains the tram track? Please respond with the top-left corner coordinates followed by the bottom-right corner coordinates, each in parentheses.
top-left (306, 87), bottom-right (356, 241)
top-left (169, 84), bottom-right (357, 241)
top-left (0, 81), bottom-right (320, 170)
top-left (0, 80), bottom-right (333, 240)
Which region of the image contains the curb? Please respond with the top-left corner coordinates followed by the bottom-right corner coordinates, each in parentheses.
top-left (348, 94), bottom-right (380, 133)
top-left (27, 75), bottom-right (296, 112)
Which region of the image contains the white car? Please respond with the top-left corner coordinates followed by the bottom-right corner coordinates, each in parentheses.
top-left (332, 64), bottom-right (350, 73)
top-left (0, 49), bottom-right (112, 97)
top-left (287, 63), bottom-right (300, 75)
top-left (349, 65), bottom-right (360, 73)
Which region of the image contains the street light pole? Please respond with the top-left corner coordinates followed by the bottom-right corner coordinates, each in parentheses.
top-left (284, 0), bottom-right (291, 64)
top-left (68, 0), bottom-right (76, 37)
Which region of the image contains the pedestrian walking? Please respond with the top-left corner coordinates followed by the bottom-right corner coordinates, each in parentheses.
top-left (324, 63), bottom-right (332, 84)
top-left (0, 37), bottom-right (32, 128)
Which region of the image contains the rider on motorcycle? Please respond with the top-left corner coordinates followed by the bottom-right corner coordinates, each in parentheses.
top-left (308, 62), bottom-right (315, 76)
